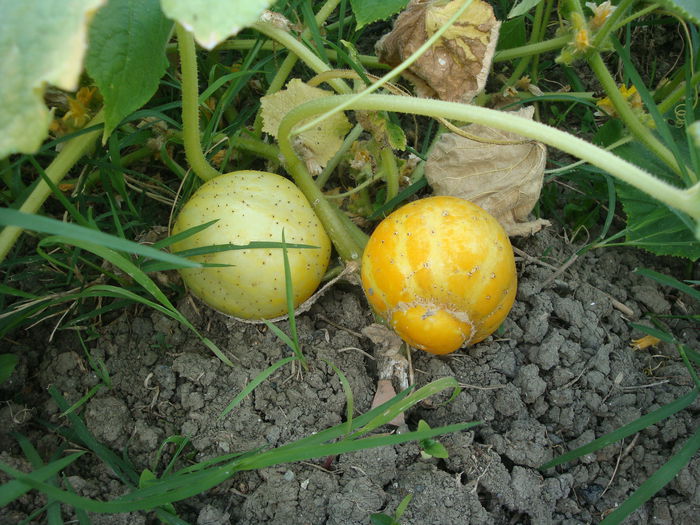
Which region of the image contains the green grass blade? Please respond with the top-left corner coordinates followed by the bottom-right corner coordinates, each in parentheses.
top-left (60, 384), bottom-right (106, 417)
top-left (677, 344), bottom-right (700, 389)
top-left (236, 422), bottom-right (480, 472)
top-left (151, 219), bottom-right (219, 249)
top-left (300, 0), bottom-right (330, 65)
top-left (630, 323), bottom-right (677, 343)
top-left (262, 320), bottom-right (299, 352)
top-left (219, 356), bottom-right (297, 419)
top-left (634, 267), bottom-right (700, 302)
top-left (600, 174), bottom-right (617, 239)
top-left (685, 346), bottom-right (700, 366)
top-left (48, 386), bottom-right (139, 487)
top-left (29, 155), bottom-right (90, 228)
top-left (0, 283), bottom-right (38, 299)
top-left (541, 388), bottom-right (699, 470)
top-left (351, 377), bottom-right (461, 437)
top-left (280, 229), bottom-right (303, 362)
top-left (612, 36), bottom-right (692, 185)
top-left (321, 358), bottom-right (354, 436)
top-left (0, 208), bottom-right (200, 268)
top-left (0, 353), bottom-right (19, 384)
top-left (0, 452), bottom-right (84, 506)
top-left (39, 236), bottom-right (177, 309)
top-left (600, 425), bottom-right (700, 524)
top-left (3, 379), bottom-right (475, 514)
top-left (73, 285), bottom-right (232, 366)
top-left (13, 432), bottom-right (44, 468)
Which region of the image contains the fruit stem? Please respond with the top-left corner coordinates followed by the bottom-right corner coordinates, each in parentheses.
top-left (176, 23), bottom-right (222, 183)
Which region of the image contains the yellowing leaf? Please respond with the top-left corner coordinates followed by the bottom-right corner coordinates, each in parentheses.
top-left (0, 0), bottom-right (106, 158)
top-left (425, 107), bottom-right (550, 237)
top-left (160, 0), bottom-right (273, 50)
top-left (376, 0), bottom-right (500, 103)
top-left (260, 79), bottom-right (352, 175)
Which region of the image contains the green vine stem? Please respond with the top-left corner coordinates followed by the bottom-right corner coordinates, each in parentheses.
top-left (251, 20), bottom-right (351, 96)
top-left (380, 146), bottom-right (399, 203)
top-left (250, 0), bottom-right (347, 136)
top-left (260, 0), bottom-right (343, 95)
top-left (590, 0), bottom-right (638, 49)
top-left (278, 94), bottom-right (700, 231)
top-left (504, 0), bottom-right (547, 87)
top-left (493, 35), bottom-right (570, 63)
top-left (316, 123), bottom-right (364, 189)
top-left (277, 122), bottom-right (367, 262)
top-left (0, 110), bottom-right (105, 263)
top-left (216, 40), bottom-right (384, 70)
top-left (493, 1), bottom-right (656, 64)
top-left (587, 51), bottom-right (687, 177)
top-left (176, 23), bottom-right (221, 182)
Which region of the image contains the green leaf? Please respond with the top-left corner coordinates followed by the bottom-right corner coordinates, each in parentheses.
top-left (508, 0), bottom-right (543, 18)
top-left (161, 0), bottom-right (273, 49)
top-left (394, 493), bottom-right (413, 519)
top-left (85, 0), bottom-right (173, 141)
top-left (370, 514), bottom-right (398, 525)
top-left (139, 469), bottom-right (157, 487)
top-left (613, 139), bottom-right (700, 260)
top-left (497, 16), bottom-right (527, 51)
top-left (418, 420), bottom-right (449, 458)
top-left (0, 0), bottom-right (106, 158)
top-left (0, 354), bottom-right (19, 385)
top-left (349, 0), bottom-right (411, 29)
top-left (656, 0), bottom-right (700, 24)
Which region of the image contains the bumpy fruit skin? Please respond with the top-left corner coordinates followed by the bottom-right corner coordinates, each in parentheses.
top-left (361, 196), bottom-right (517, 354)
top-left (171, 171), bottom-right (331, 319)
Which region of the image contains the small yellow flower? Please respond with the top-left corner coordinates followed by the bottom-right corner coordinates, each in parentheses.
top-left (619, 85), bottom-right (643, 110)
top-left (586, 1), bottom-right (616, 30)
top-left (62, 86), bottom-right (99, 128)
top-left (596, 84), bottom-right (643, 117)
top-left (574, 27), bottom-right (591, 51)
top-left (570, 12), bottom-right (591, 52)
top-left (596, 84), bottom-right (654, 126)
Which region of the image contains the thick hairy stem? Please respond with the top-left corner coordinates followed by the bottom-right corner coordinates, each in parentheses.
top-left (251, 21), bottom-right (351, 95)
top-left (0, 110), bottom-right (105, 263)
top-left (176, 23), bottom-right (221, 182)
top-left (280, 94), bottom-right (700, 223)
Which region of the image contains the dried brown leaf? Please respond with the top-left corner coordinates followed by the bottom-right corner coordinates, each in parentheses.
top-left (376, 0), bottom-right (500, 103)
top-left (425, 107), bottom-right (550, 236)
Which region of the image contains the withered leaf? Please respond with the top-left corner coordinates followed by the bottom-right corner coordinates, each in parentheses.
top-left (425, 106), bottom-right (550, 236)
top-left (376, 0), bottom-right (500, 103)
top-left (260, 78), bottom-right (352, 174)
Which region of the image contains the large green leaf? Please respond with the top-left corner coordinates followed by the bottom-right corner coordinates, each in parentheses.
top-left (508, 0), bottom-right (543, 18)
top-left (613, 138), bottom-right (700, 260)
top-left (349, 0), bottom-right (410, 28)
top-left (160, 0), bottom-right (273, 49)
top-left (86, 0), bottom-right (173, 141)
top-left (0, 0), bottom-right (106, 158)
top-left (656, 0), bottom-right (700, 24)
